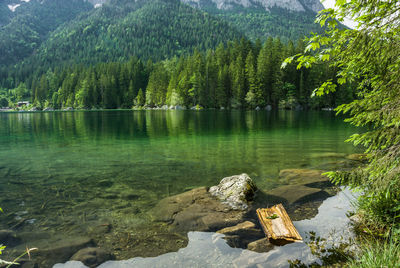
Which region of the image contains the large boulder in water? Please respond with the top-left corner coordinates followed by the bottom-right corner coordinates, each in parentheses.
top-left (150, 187), bottom-right (246, 232)
top-left (150, 174), bottom-right (257, 233)
top-left (209, 173), bottom-right (257, 210)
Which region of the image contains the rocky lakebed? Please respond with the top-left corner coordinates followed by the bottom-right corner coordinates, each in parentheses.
top-left (0, 153), bottom-right (365, 267)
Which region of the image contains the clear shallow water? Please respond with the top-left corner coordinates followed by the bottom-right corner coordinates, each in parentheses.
top-left (0, 110), bottom-right (359, 260)
top-left (55, 189), bottom-right (358, 268)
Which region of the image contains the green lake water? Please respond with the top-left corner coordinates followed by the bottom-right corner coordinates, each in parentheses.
top-left (0, 110), bottom-right (360, 261)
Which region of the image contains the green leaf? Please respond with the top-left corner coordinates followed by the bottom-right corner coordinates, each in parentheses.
top-left (266, 214), bottom-right (279, 220)
top-left (281, 56), bottom-right (294, 69)
top-left (335, 0), bottom-right (346, 7)
top-left (319, 54), bottom-right (330, 61)
top-left (337, 77), bottom-right (346, 85)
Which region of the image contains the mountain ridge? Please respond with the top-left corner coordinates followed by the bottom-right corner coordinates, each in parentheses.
top-left (0, 0), bottom-right (325, 79)
top-left (181, 0), bottom-right (323, 13)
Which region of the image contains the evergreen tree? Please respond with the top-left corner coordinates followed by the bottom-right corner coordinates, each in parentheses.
top-left (257, 39), bottom-right (273, 105)
top-left (231, 55), bottom-right (246, 108)
top-left (135, 88), bottom-right (145, 107)
top-left (75, 79), bottom-right (90, 108)
top-left (245, 51), bottom-right (262, 108)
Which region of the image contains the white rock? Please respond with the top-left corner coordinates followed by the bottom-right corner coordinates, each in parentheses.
top-left (181, 0), bottom-right (324, 13)
top-left (209, 173), bottom-right (257, 210)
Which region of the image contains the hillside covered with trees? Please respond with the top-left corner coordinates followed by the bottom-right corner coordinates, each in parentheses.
top-left (0, 0), bottom-right (350, 112)
top-left (0, 0), bottom-right (243, 73)
top-left (0, 0), bottom-right (93, 66)
top-left (0, 38), bottom-right (354, 110)
top-left (205, 6), bottom-right (324, 42)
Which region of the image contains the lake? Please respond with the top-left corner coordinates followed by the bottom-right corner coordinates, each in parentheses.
top-left (0, 110), bottom-right (359, 265)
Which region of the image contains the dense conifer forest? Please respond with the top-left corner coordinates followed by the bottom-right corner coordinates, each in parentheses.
top-left (0, 0), bottom-right (93, 66)
top-left (207, 7), bottom-right (323, 42)
top-left (0, 38), bottom-right (354, 110)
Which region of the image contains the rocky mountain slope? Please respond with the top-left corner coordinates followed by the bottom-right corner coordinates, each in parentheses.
top-left (182, 0), bottom-right (323, 13)
top-left (189, 0), bottom-right (324, 41)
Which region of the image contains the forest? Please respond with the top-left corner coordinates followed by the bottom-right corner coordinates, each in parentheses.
top-left (0, 0), bottom-right (93, 66)
top-left (0, 0), bottom-right (243, 74)
top-left (208, 6), bottom-right (323, 42)
top-left (0, 38), bottom-right (354, 110)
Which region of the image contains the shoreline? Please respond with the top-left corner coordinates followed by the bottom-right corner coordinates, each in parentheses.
top-left (0, 107), bottom-right (337, 113)
top-left (54, 188), bottom-right (358, 268)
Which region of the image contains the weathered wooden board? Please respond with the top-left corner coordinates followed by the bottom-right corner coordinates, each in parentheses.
top-left (256, 204), bottom-right (302, 244)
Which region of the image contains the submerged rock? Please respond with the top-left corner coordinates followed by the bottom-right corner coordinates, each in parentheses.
top-left (217, 221), bottom-right (257, 235)
top-left (149, 174), bottom-right (260, 236)
top-left (247, 237), bottom-right (274, 253)
top-left (217, 221), bottom-right (265, 249)
top-left (346, 153), bottom-right (367, 162)
top-left (55, 190), bottom-right (358, 268)
top-left (150, 187), bottom-right (246, 232)
top-left (71, 247), bottom-right (114, 268)
top-left (268, 185), bottom-right (331, 205)
top-left (28, 236), bottom-right (94, 267)
top-left (209, 173), bottom-right (257, 210)
top-left (279, 169), bottom-right (330, 186)
top-left (310, 152), bottom-right (347, 159)
top-left (0, 229), bottom-right (21, 246)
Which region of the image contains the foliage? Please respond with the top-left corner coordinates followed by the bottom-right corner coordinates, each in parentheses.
top-left (0, 1), bottom-right (14, 27)
top-left (6, 38), bottom-right (354, 109)
top-left (0, 246), bottom-right (38, 267)
top-left (209, 6), bottom-right (324, 43)
top-left (286, 0), bottom-right (400, 233)
top-left (143, 38), bottom-right (353, 109)
top-left (289, 231), bottom-right (353, 267)
top-left (0, 0), bottom-right (93, 66)
top-left (346, 238), bottom-right (400, 268)
top-left (0, 0), bottom-right (326, 72)
top-left (2, 0), bottom-right (242, 77)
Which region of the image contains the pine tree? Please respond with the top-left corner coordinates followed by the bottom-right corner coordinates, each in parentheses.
top-left (245, 51), bottom-right (262, 108)
top-left (257, 40), bottom-right (272, 105)
top-left (231, 55), bottom-right (246, 108)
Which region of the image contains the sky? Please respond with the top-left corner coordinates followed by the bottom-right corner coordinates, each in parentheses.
top-left (321, 0), bottom-right (357, 28)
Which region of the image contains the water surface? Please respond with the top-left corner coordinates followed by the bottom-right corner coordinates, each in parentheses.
top-left (0, 110), bottom-right (359, 260)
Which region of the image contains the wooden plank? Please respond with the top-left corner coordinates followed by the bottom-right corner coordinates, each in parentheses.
top-left (256, 204), bottom-right (302, 244)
